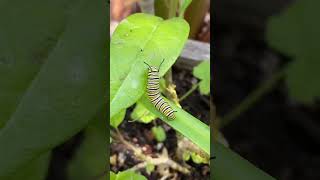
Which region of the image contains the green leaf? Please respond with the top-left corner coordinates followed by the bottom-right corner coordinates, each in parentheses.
top-left (179, 0), bottom-right (193, 17)
top-left (67, 112), bottom-right (107, 180)
top-left (0, 0), bottom-right (107, 177)
top-left (212, 142), bottom-right (276, 180)
top-left (139, 94), bottom-right (210, 154)
top-left (131, 103), bottom-right (157, 123)
top-left (193, 60), bottom-right (210, 95)
top-left (159, 78), bottom-right (167, 92)
top-left (110, 171), bottom-right (116, 180)
top-left (267, 0), bottom-right (320, 103)
top-left (0, 0), bottom-right (70, 129)
top-left (116, 170), bottom-right (147, 180)
top-left (6, 152), bottom-right (51, 180)
top-left (110, 13), bottom-right (189, 119)
top-left (146, 163), bottom-right (155, 175)
top-left (182, 151), bottom-right (191, 161)
top-left (111, 109), bottom-right (126, 128)
top-left (191, 152), bottom-right (208, 164)
top-left (151, 126), bottom-right (166, 142)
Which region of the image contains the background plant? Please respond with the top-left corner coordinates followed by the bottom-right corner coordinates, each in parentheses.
top-left (212, 0), bottom-right (320, 179)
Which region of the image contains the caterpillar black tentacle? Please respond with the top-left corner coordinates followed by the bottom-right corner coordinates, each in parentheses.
top-left (145, 60), bottom-right (176, 120)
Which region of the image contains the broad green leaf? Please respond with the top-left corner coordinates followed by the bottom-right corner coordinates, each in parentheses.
top-left (151, 126), bottom-right (166, 142)
top-left (6, 152), bottom-right (50, 180)
top-left (212, 142), bottom-right (276, 180)
top-left (0, 0), bottom-right (107, 177)
top-left (110, 13), bottom-right (189, 119)
top-left (116, 170), bottom-right (147, 180)
top-left (193, 60), bottom-right (210, 95)
top-left (139, 94), bottom-right (209, 154)
top-left (68, 112), bottom-right (107, 180)
top-left (267, 0), bottom-right (320, 103)
top-left (110, 171), bottom-right (116, 180)
top-left (131, 103), bottom-right (157, 123)
top-left (0, 0), bottom-right (72, 128)
top-left (110, 109), bottom-right (126, 128)
top-left (179, 0), bottom-right (193, 17)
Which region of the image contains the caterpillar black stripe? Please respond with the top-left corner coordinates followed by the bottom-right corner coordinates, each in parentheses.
top-left (144, 60), bottom-right (176, 120)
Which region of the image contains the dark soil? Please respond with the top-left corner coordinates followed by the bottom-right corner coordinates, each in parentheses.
top-left (110, 67), bottom-right (210, 180)
top-left (213, 19), bottom-right (320, 180)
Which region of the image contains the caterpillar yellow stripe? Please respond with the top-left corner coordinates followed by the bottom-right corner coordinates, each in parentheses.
top-left (144, 60), bottom-right (176, 120)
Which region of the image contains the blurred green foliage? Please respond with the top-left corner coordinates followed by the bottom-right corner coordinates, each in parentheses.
top-left (267, 0), bottom-right (320, 103)
top-left (212, 143), bottom-right (276, 180)
top-left (0, 0), bottom-right (107, 178)
top-left (67, 111), bottom-right (107, 180)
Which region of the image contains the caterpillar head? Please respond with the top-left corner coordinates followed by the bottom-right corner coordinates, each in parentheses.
top-left (144, 62), bottom-right (159, 72)
top-left (149, 66), bottom-right (158, 72)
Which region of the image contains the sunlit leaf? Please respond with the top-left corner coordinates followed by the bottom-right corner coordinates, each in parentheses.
top-left (151, 126), bottom-right (166, 142)
top-left (131, 103), bottom-right (157, 123)
top-left (140, 94), bottom-right (210, 154)
top-left (115, 170), bottom-right (147, 180)
top-left (110, 13), bottom-right (189, 119)
top-left (193, 60), bottom-right (210, 95)
top-left (111, 110), bottom-right (126, 128)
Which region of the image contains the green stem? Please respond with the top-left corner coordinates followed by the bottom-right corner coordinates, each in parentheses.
top-left (168, 0), bottom-right (178, 18)
top-left (165, 68), bottom-right (173, 86)
top-left (221, 70), bottom-right (287, 128)
top-left (154, 0), bottom-right (179, 19)
top-left (179, 81), bottom-right (200, 102)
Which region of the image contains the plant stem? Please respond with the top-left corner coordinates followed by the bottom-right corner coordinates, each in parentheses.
top-left (165, 69), bottom-right (173, 86)
top-left (221, 70), bottom-right (286, 128)
top-left (184, 0), bottom-right (209, 38)
top-left (179, 81), bottom-right (200, 102)
top-left (154, 0), bottom-right (179, 19)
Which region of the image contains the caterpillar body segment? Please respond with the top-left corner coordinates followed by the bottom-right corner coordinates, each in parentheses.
top-left (144, 61), bottom-right (176, 120)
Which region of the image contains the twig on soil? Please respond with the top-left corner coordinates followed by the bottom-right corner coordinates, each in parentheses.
top-left (113, 129), bottom-right (190, 174)
top-left (130, 154), bottom-right (189, 174)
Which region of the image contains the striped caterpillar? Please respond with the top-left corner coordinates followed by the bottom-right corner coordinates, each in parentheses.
top-left (144, 60), bottom-right (176, 120)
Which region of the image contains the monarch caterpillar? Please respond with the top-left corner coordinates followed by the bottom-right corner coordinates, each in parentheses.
top-left (144, 60), bottom-right (176, 120)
